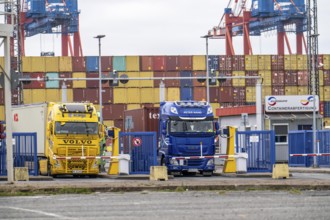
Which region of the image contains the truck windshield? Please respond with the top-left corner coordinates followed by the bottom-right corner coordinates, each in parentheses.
top-left (55, 122), bottom-right (98, 135)
top-left (170, 120), bottom-right (213, 133)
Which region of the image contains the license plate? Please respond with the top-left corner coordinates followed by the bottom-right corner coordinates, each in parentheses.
top-left (188, 169), bottom-right (198, 173)
top-left (72, 170), bottom-right (83, 174)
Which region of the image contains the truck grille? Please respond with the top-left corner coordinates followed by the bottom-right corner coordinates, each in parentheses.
top-left (187, 159), bottom-right (203, 166)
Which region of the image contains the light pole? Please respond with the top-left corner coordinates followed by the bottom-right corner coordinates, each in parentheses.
top-left (94, 35), bottom-right (105, 123)
top-left (201, 35), bottom-right (212, 103)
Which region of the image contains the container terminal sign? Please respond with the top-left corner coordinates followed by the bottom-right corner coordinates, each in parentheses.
top-left (265, 95), bottom-right (319, 112)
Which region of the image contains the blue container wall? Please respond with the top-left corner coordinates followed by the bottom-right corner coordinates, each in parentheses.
top-left (65, 0), bottom-right (78, 12)
top-left (180, 87), bottom-right (193, 101)
top-left (180, 71), bottom-right (192, 87)
top-left (27, 0), bottom-right (46, 14)
top-left (208, 55), bottom-right (219, 71)
top-left (46, 72), bottom-right (59, 88)
top-left (86, 56), bottom-right (99, 72)
top-left (113, 56), bottom-right (126, 71)
top-left (251, 0), bottom-right (274, 17)
top-left (324, 102), bottom-right (330, 117)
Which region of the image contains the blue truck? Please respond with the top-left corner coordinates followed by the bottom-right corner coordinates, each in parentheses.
top-left (157, 101), bottom-right (220, 176)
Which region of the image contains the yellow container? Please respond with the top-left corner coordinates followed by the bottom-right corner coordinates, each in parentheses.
top-left (324, 86), bottom-right (330, 101)
top-left (46, 89), bottom-right (61, 102)
top-left (259, 71), bottom-right (272, 86)
top-left (319, 86), bottom-right (324, 101)
top-left (103, 120), bottom-right (115, 127)
top-left (126, 56), bottom-right (140, 71)
top-left (127, 88), bottom-right (141, 103)
top-left (32, 89), bottom-right (46, 103)
top-left (22, 56), bottom-right (32, 72)
top-left (119, 72), bottom-right (139, 88)
top-left (59, 57), bottom-right (73, 72)
top-left (258, 55), bottom-right (271, 70)
top-left (245, 86), bottom-right (256, 102)
top-left (285, 86), bottom-right (298, 95)
top-left (0, 105), bottom-right (4, 120)
top-left (153, 88), bottom-right (160, 103)
top-left (245, 55), bottom-right (258, 70)
top-left (167, 88), bottom-right (180, 101)
top-left (113, 88), bottom-right (127, 103)
top-left (140, 88), bottom-right (155, 103)
top-left (72, 72), bottom-right (86, 88)
top-left (193, 55), bottom-right (206, 70)
top-left (45, 57), bottom-right (59, 72)
top-left (263, 86), bottom-right (272, 98)
top-left (210, 103), bottom-right (220, 118)
top-left (23, 89), bottom-right (32, 104)
top-left (297, 55), bottom-right (307, 70)
top-left (31, 57), bottom-right (46, 72)
top-left (323, 55), bottom-right (330, 70)
top-left (0, 57), bottom-right (4, 68)
top-left (126, 104), bottom-right (142, 110)
top-left (297, 86), bottom-right (308, 95)
top-left (284, 55), bottom-right (297, 70)
top-left (319, 70), bottom-right (324, 86)
top-left (232, 71), bottom-right (245, 87)
top-left (140, 71), bottom-right (153, 88)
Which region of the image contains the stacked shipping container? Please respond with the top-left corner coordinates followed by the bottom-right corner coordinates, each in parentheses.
top-left (0, 54), bottom-right (329, 130)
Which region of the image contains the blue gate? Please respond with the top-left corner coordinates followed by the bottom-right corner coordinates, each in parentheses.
top-left (236, 130), bottom-right (275, 172)
top-left (289, 130), bottom-right (330, 167)
top-left (119, 132), bottom-right (157, 174)
top-left (0, 132), bottom-right (38, 176)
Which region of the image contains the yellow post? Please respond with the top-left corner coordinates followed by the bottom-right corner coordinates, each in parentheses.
top-left (223, 126), bottom-right (237, 173)
top-left (108, 127), bottom-right (120, 175)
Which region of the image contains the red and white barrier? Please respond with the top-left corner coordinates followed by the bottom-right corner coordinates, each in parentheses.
top-left (53, 155), bottom-right (127, 160)
top-left (172, 154), bottom-right (247, 160)
top-left (290, 153), bottom-right (330, 157)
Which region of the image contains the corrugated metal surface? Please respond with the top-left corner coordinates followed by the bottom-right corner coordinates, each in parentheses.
top-left (31, 57), bottom-right (46, 72)
top-left (103, 120), bottom-right (115, 127)
top-left (118, 72), bottom-right (139, 88)
top-left (284, 55), bottom-right (297, 70)
top-left (167, 88), bottom-right (180, 101)
top-left (245, 87), bottom-right (256, 102)
top-left (193, 87), bottom-right (206, 101)
top-left (101, 56), bottom-right (113, 72)
top-left (114, 119), bottom-right (124, 131)
top-left (153, 88), bottom-right (160, 103)
top-left (154, 72), bottom-right (180, 87)
top-left (166, 56), bottom-right (180, 71)
top-left (113, 88), bottom-right (127, 103)
top-left (140, 88), bottom-right (156, 103)
top-left (324, 102), bottom-right (330, 117)
top-left (263, 86), bottom-right (272, 97)
top-left (320, 86), bottom-right (324, 101)
top-left (259, 71), bottom-right (271, 86)
top-left (232, 71), bottom-right (245, 87)
top-left (297, 55), bottom-right (307, 70)
top-left (324, 70), bottom-right (330, 86)
top-left (45, 72), bottom-right (59, 88)
top-left (219, 87), bottom-right (234, 102)
top-left (245, 55), bottom-right (258, 70)
top-left (0, 106), bottom-right (4, 120)
top-left (210, 103), bottom-right (220, 118)
top-left (85, 56), bottom-right (99, 72)
top-left (101, 88), bottom-right (113, 104)
top-left (219, 55), bottom-right (232, 71)
top-left (285, 71), bottom-right (298, 86)
top-left (126, 104), bottom-right (142, 110)
top-left (219, 71), bottom-right (232, 86)
top-left (140, 56), bottom-right (153, 71)
top-left (180, 71), bottom-right (192, 87)
top-left (126, 56), bottom-right (140, 71)
top-left (323, 55), bottom-right (330, 69)
top-left (127, 88), bottom-right (141, 103)
top-left (193, 71), bottom-right (206, 87)
top-left (258, 55), bottom-right (271, 70)
top-left (59, 56), bottom-right (72, 72)
top-left (84, 88), bottom-right (99, 104)
top-left (103, 104), bottom-right (127, 120)
top-left (209, 87), bottom-right (219, 102)
top-left (272, 86), bottom-right (285, 95)
top-left (72, 72), bottom-right (86, 88)
top-left (297, 71), bottom-right (308, 86)
top-left (123, 107), bottom-right (159, 133)
top-left (271, 55), bottom-right (284, 70)
top-left (285, 86), bottom-right (298, 95)
top-left (140, 71), bottom-right (153, 87)
top-left (232, 55), bottom-right (245, 71)
top-left (297, 86), bottom-right (308, 95)
top-left (192, 55), bottom-right (206, 70)
top-left (179, 56), bottom-right (192, 70)
top-left (59, 72), bottom-right (73, 88)
top-left (180, 87), bottom-right (193, 100)
top-left (319, 70), bottom-right (324, 86)
top-left (0, 89), bottom-right (3, 104)
top-left (245, 71), bottom-right (258, 86)
top-left (72, 56), bottom-right (86, 72)
top-left (324, 86), bottom-right (330, 101)
top-left (45, 57), bottom-right (59, 72)
top-left (21, 57), bottom-right (32, 72)
top-left (208, 55), bottom-right (219, 71)
top-left (272, 71), bottom-right (285, 85)
top-left (233, 87), bottom-right (246, 103)
top-left (113, 56), bottom-right (126, 71)
top-left (45, 89), bottom-right (61, 102)
top-left (86, 72), bottom-right (99, 88)
top-left (153, 56), bottom-right (166, 71)
top-left (22, 72), bottom-right (45, 89)
top-left (24, 89), bottom-right (46, 103)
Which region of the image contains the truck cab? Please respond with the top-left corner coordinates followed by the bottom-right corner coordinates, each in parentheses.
top-left (158, 101), bottom-right (219, 176)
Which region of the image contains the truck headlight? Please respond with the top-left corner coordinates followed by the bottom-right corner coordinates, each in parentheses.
top-left (170, 107), bottom-right (178, 114)
top-left (207, 159), bottom-right (214, 166)
top-left (207, 107), bottom-right (213, 114)
top-left (170, 158), bottom-right (179, 165)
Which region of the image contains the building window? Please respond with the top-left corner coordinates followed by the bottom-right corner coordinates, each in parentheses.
top-left (274, 124), bottom-right (288, 144)
top-left (298, 124), bottom-right (312, 130)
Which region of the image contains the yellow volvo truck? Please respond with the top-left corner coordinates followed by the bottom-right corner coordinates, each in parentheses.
top-left (12, 102), bottom-right (104, 177)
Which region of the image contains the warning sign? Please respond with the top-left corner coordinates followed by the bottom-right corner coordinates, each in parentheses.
top-left (132, 137), bottom-right (142, 147)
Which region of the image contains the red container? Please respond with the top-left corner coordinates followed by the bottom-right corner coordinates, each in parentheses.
top-left (103, 104), bottom-right (127, 120)
top-left (114, 119), bottom-right (124, 131)
top-left (272, 86), bottom-right (285, 95)
top-left (73, 88), bottom-right (99, 104)
top-left (285, 71), bottom-right (298, 86)
top-left (219, 70), bottom-right (232, 87)
top-left (193, 87), bottom-right (206, 101)
top-left (272, 71), bottom-right (285, 85)
top-left (140, 56), bottom-right (153, 71)
top-left (166, 56), bottom-right (180, 71)
top-left (153, 56), bottom-right (166, 71)
top-left (123, 107), bottom-right (160, 133)
top-left (0, 89), bottom-right (3, 105)
top-left (219, 55), bottom-right (232, 71)
top-left (72, 56), bottom-right (86, 72)
top-left (271, 55), bottom-right (284, 70)
top-left (179, 56), bottom-right (192, 70)
top-left (319, 101), bottom-right (324, 116)
top-left (297, 71), bottom-right (308, 86)
top-left (232, 55), bottom-right (245, 71)
top-left (59, 72), bottom-right (73, 88)
top-left (233, 87), bottom-right (246, 102)
top-left (245, 71), bottom-right (258, 86)
top-left (11, 89), bottom-right (21, 105)
top-left (22, 72), bottom-right (45, 89)
top-left (192, 71), bottom-right (206, 87)
top-left (318, 55), bottom-right (324, 70)
top-left (324, 70), bottom-right (330, 86)
top-left (102, 88), bottom-right (113, 104)
top-left (219, 87), bottom-right (234, 102)
top-left (209, 87), bottom-right (220, 103)
top-left (154, 72), bottom-right (180, 87)
top-left (101, 56), bottom-right (113, 72)
top-left (86, 72), bottom-right (110, 88)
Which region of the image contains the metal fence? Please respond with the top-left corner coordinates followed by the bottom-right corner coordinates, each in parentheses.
top-left (236, 130), bottom-right (275, 172)
top-left (0, 132), bottom-right (38, 176)
top-left (119, 132), bottom-right (157, 174)
top-left (289, 130), bottom-right (330, 167)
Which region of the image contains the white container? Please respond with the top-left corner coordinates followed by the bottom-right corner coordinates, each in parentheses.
top-left (235, 153), bottom-right (248, 173)
top-left (118, 154), bottom-right (131, 175)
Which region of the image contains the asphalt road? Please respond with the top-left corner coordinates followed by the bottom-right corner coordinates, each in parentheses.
top-left (0, 190), bottom-right (330, 220)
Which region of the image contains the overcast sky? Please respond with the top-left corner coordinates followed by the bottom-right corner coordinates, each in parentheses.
top-left (19, 0), bottom-right (330, 56)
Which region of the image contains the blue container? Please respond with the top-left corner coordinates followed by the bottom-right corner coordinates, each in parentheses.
top-left (180, 87), bottom-right (193, 101)
top-left (324, 102), bottom-right (330, 117)
top-left (208, 55), bottom-right (219, 71)
top-left (45, 72), bottom-right (59, 88)
top-left (251, 0), bottom-right (274, 17)
top-left (113, 56), bottom-right (126, 71)
top-left (85, 56), bottom-right (99, 72)
top-left (26, 0), bottom-right (46, 17)
top-left (180, 71), bottom-right (192, 88)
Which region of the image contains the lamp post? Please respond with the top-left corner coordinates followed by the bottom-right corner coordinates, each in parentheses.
top-left (201, 35), bottom-right (212, 103)
top-left (94, 35), bottom-right (105, 123)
